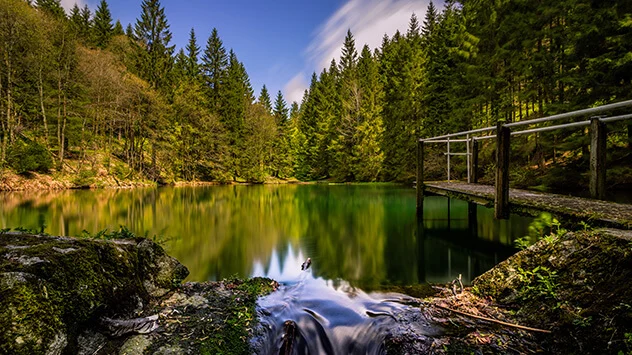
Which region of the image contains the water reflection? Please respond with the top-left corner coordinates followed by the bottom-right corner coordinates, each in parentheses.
top-left (0, 185), bottom-right (532, 286)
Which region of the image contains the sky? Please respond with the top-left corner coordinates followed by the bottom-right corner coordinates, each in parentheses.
top-left (61, 0), bottom-right (437, 105)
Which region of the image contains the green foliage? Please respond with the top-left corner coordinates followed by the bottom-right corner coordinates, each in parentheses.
top-left (516, 266), bottom-right (559, 301)
top-left (6, 140), bottom-right (53, 175)
top-left (92, 0), bottom-right (113, 48)
top-left (79, 225), bottom-right (141, 240)
top-left (2, 0), bottom-right (631, 186)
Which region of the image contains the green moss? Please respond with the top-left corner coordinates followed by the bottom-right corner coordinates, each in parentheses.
top-left (200, 277), bottom-right (277, 355)
top-left (0, 273), bottom-right (62, 355)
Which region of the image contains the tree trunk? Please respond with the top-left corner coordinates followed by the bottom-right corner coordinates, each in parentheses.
top-left (38, 67), bottom-right (50, 148)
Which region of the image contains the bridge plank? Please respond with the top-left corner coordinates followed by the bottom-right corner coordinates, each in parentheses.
top-left (423, 181), bottom-right (632, 229)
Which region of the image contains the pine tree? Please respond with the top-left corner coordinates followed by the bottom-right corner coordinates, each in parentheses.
top-left (354, 44), bottom-right (384, 181)
top-left (93, 0), bottom-right (113, 48)
top-left (258, 85), bottom-right (272, 114)
top-left (125, 23), bottom-right (134, 38)
top-left (113, 20), bottom-right (124, 36)
top-left (133, 0), bottom-right (175, 90)
top-left (36, 0), bottom-right (65, 19)
top-left (331, 29), bottom-right (360, 181)
top-left (271, 90), bottom-right (292, 178)
top-left (185, 28), bottom-right (200, 79)
top-left (220, 50), bottom-right (252, 179)
top-left (201, 28), bottom-right (228, 112)
top-left (273, 90), bottom-right (289, 126)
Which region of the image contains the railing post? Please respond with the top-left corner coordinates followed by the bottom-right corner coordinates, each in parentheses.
top-left (416, 139), bottom-right (425, 215)
top-left (466, 134), bottom-right (471, 182)
top-left (590, 117), bottom-right (606, 200)
top-left (469, 139), bottom-right (479, 183)
top-left (447, 137), bottom-right (451, 181)
top-left (495, 122), bottom-right (510, 219)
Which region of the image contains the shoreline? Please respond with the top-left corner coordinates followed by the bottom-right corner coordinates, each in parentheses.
top-left (2, 227), bottom-right (632, 353)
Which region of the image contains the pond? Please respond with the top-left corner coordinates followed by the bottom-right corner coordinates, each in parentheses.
top-left (0, 184), bottom-right (534, 287)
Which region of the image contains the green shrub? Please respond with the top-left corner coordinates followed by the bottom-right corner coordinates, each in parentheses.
top-left (6, 140), bottom-right (53, 174)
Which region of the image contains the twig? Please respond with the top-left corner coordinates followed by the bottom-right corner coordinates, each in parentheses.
top-left (434, 304), bottom-right (552, 334)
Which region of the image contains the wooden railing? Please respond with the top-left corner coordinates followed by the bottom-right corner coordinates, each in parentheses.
top-left (417, 100), bottom-right (632, 219)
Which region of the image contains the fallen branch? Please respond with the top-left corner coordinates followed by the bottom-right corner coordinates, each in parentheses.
top-left (434, 304), bottom-right (552, 334)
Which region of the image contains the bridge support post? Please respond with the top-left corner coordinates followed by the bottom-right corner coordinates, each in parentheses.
top-left (416, 139), bottom-right (425, 215)
top-left (469, 139), bottom-right (479, 183)
top-left (495, 123), bottom-right (510, 219)
top-left (590, 117), bottom-right (606, 200)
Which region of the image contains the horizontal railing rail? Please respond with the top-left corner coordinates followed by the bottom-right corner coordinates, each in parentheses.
top-left (416, 99), bottom-right (632, 219)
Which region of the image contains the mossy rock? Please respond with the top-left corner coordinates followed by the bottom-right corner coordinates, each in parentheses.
top-left (473, 229), bottom-right (632, 353)
top-left (0, 232), bottom-right (188, 354)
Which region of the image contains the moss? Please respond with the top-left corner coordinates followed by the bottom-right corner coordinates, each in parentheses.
top-left (0, 232), bottom-right (187, 354)
top-left (0, 272), bottom-right (63, 355)
top-left (200, 277), bottom-right (277, 355)
top-left (473, 229), bottom-right (632, 353)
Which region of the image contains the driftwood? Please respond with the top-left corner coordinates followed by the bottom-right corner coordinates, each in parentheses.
top-left (101, 314), bottom-right (160, 337)
top-left (434, 304), bottom-right (552, 334)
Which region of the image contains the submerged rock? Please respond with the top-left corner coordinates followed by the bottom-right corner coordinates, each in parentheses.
top-left (0, 232), bottom-right (188, 355)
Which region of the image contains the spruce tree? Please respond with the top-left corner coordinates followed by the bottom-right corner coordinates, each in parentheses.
top-left (354, 44), bottom-right (384, 181)
top-left (332, 29), bottom-right (360, 181)
top-left (133, 0), bottom-right (175, 90)
top-left (273, 90), bottom-right (289, 126)
top-left (93, 0), bottom-right (113, 48)
top-left (113, 20), bottom-right (124, 36)
top-left (258, 85), bottom-right (272, 114)
top-left (185, 28), bottom-right (200, 79)
top-left (201, 28), bottom-right (228, 112)
top-left (36, 0), bottom-right (65, 18)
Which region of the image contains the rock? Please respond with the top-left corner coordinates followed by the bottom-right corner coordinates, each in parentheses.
top-left (76, 330), bottom-right (108, 355)
top-left (119, 335), bottom-right (152, 355)
top-left (472, 229), bottom-right (632, 353)
top-left (154, 345), bottom-right (185, 355)
top-left (0, 232), bottom-right (188, 355)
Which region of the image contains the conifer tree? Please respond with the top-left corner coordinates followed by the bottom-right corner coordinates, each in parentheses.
top-left (185, 28), bottom-right (200, 79)
top-left (133, 0), bottom-right (175, 90)
top-left (201, 28), bottom-right (228, 112)
top-left (125, 23), bottom-right (133, 38)
top-left (354, 45), bottom-right (384, 181)
top-left (113, 20), bottom-right (124, 36)
top-left (36, 0), bottom-right (65, 19)
top-left (93, 0), bottom-right (113, 48)
top-left (331, 29), bottom-right (360, 181)
top-left (273, 90), bottom-right (289, 126)
top-left (258, 85), bottom-right (272, 114)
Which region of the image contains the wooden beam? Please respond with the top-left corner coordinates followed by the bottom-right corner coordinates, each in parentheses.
top-left (495, 123), bottom-right (510, 219)
top-left (590, 117), bottom-right (607, 200)
top-left (416, 140), bottom-right (425, 215)
top-left (469, 139), bottom-right (479, 183)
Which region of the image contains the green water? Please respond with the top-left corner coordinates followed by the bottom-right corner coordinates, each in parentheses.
top-left (0, 184), bottom-right (533, 287)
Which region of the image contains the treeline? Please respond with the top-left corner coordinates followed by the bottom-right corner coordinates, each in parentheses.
top-left (0, 0), bottom-right (290, 183)
top-left (0, 0), bottom-right (630, 185)
top-left (296, 0), bottom-right (632, 182)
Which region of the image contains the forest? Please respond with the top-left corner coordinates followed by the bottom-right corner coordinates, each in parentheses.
top-left (0, 0), bottom-right (631, 188)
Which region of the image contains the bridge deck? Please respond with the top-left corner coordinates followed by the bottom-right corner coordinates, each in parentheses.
top-left (423, 181), bottom-right (632, 229)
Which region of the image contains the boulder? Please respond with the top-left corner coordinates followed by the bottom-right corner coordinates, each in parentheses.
top-left (0, 232), bottom-right (188, 355)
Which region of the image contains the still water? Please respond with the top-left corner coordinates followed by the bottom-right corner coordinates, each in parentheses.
top-left (0, 184), bottom-right (533, 287)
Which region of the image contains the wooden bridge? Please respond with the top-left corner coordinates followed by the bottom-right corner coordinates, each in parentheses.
top-left (416, 100), bottom-right (632, 229)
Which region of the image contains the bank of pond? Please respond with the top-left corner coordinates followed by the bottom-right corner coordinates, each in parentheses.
top-left (1, 225), bottom-right (631, 354)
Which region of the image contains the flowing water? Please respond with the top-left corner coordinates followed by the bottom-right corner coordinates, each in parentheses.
top-left (0, 184), bottom-right (535, 353)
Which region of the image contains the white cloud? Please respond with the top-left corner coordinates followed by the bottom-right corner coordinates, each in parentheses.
top-left (284, 73), bottom-right (309, 106)
top-left (284, 0), bottom-right (433, 104)
top-left (60, 0), bottom-right (88, 13)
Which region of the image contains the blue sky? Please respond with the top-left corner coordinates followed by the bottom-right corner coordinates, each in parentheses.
top-left (62, 0), bottom-right (435, 105)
